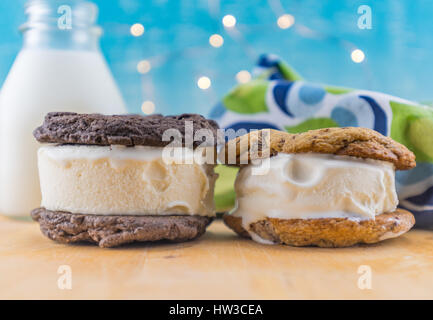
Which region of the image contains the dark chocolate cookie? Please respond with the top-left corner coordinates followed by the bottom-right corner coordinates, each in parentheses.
top-left (33, 112), bottom-right (219, 148)
top-left (31, 207), bottom-right (213, 248)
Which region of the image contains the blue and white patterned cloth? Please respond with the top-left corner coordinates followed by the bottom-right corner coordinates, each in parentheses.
top-left (211, 54), bottom-right (433, 228)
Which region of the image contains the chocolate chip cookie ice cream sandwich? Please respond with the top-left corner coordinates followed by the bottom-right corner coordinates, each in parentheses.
top-left (31, 112), bottom-right (219, 247)
top-left (220, 127), bottom-right (416, 247)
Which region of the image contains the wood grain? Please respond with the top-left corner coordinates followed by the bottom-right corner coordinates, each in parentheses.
top-left (0, 216), bottom-right (432, 299)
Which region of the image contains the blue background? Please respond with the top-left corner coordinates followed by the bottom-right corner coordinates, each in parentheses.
top-left (0, 0), bottom-right (432, 115)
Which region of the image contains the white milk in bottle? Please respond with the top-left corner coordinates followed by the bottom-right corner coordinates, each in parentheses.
top-left (0, 0), bottom-right (126, 217)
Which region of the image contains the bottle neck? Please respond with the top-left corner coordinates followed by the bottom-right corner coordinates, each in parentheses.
top-left (20, 0), bottom-right (102, 52)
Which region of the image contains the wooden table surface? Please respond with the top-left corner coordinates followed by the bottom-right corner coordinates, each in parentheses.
top-left (1, 216), bottom-right (432, 300)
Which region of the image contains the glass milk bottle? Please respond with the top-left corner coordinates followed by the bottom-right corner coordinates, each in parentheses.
top-left (0, 0), bottom-right (126, 217)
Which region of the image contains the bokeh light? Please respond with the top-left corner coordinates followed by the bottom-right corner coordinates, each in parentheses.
top-left (351, 49), bottom-right (365, 63)
top-left (236, 70), bottom-right (251, 83)
top-left (277, 14), bottom-right (295, 29)
top-left (222, 15), bottom-right (236, 28)
top-left (141, 100), bottom-right (155, 114)
top-left (130, 23), bottom-right (145, 36)
top-left (197, 76), bottom-right (211, 90)
top-left (209, 34), bottom-right (224, 48)
top-left (137, 60), bottom-right (151, 74)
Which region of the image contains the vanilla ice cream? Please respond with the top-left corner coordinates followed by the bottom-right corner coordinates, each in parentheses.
top-left (232, 153), bottom-right (398, 232)
top-left (38, 145), bottom-right (217, 216)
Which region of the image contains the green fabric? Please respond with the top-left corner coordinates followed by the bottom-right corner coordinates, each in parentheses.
top-left (324, 86), bottom-right (352, 95)
top-left (390, 101), bottom-right (433, 162)
top-left (223, 80), bottom-right (268, 114)
top-left (285, 117), bottom-right (338, 133)
top-left (278, 60), bottom-right (303, 81)
top-left (214, 165), bottom-right (238, 212)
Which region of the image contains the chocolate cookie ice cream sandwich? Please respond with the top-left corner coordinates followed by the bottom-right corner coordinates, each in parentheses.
top-left (220, 127), bottom-right (416, 247)
top-left (31, 112), bottom-right (219, 247)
